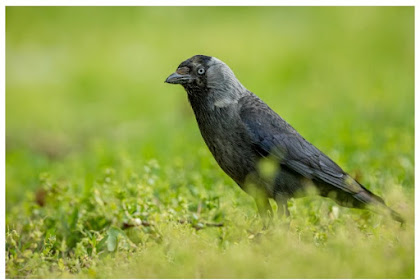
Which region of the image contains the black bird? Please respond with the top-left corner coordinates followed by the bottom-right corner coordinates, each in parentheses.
top-left (165, 54), bottom-right (404, 223)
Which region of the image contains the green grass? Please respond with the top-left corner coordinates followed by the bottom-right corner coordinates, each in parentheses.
top-left (6, 7), bottom-right (414, 278)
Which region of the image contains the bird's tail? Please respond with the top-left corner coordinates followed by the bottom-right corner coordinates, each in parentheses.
top-left (353, 182), bottom-right (405, 225)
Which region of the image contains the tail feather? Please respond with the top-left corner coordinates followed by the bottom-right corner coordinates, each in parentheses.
top-left (353, 184), bottom-right (405, 225)
top-left (389, 208), bottom-right (405, 224)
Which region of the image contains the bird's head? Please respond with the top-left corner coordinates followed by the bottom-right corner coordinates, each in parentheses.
top-left (165, 55), bottom-right (246, 101)
top-left (165, 55), bottom-right (211, 88)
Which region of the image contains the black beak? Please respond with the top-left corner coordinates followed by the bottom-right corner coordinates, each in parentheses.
top-left (165, 72), bottom-right (192, 84)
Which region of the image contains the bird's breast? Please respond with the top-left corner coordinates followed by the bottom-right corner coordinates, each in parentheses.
top-left (194, 107), bottom-right (257, 185)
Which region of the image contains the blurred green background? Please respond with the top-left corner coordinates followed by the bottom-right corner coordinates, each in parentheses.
top-left (6, 7), bottom-right (414, 278)
top-left (6, 6), bottom-right (414, 206)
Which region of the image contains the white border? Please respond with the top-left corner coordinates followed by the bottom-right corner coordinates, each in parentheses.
top-left (1, 3), bottom-right (417, 280)
top-left (1, 1), bottom-right (419, 6)
top-left (1, 4), bottom-right (5, 280)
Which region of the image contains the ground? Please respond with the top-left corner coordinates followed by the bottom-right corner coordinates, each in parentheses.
top-left (6, 7), bottom-right (414, 278)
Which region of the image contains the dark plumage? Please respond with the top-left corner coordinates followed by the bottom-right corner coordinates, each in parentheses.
top-left (165, 54), bottom-right (404, 224)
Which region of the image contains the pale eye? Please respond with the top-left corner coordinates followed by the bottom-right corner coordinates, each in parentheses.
top-left (197, 68), bottom-right (205, 75)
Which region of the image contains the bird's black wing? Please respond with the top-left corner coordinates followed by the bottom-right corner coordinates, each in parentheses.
top-left (238, 93), bottom-right (363, 195)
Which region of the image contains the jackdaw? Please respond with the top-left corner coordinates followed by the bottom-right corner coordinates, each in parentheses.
top-left (165, 54), bottom-right (404, 224)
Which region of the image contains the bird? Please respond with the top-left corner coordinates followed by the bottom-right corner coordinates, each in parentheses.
top-left (165, 54), bottom-right (404, 224)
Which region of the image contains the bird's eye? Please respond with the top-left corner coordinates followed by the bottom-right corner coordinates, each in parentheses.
top-left (197, 68), bottom-right (205, 75)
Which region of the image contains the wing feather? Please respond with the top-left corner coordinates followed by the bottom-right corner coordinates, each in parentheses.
top-left (239, 93), bottom-right (363, 195)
